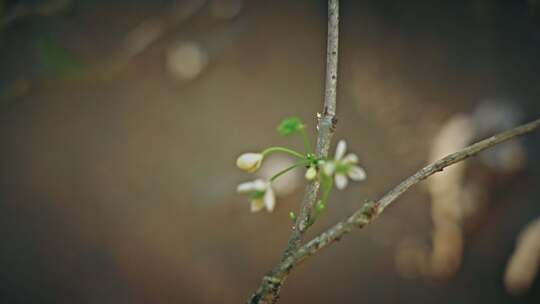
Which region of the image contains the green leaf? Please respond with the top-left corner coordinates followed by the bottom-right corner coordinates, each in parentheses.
top-left (277, 116), bottom-right (304, 136)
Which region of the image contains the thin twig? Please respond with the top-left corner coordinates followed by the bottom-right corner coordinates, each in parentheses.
top-left (247, 1), bottom-right (340, 303)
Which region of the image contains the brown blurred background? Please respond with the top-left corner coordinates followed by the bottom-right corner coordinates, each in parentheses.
top-left (1, 0), bottom-right (540, 303)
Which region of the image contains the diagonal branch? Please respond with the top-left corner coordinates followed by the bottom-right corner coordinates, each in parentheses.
top-left (285, 117), bottom-right (540, 270)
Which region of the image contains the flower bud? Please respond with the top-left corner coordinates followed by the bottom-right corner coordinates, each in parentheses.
top-left (289, 212), bottom-right (297, 222)
top-left (236, 153), bottom-right (263, 173)
top-left (305, 166), bottom-right (317, 180)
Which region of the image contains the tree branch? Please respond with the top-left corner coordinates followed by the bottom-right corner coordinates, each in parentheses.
top-left (247, 1), bottom-right (340, 303)
top-left (283, 117), bottom-right (540, 272)
top-left (283, 0), bottom-right (339, 259)
top-left (247, 0), bottom-right (540, 301)
top-left (248, 116), bottom-right (540, 303)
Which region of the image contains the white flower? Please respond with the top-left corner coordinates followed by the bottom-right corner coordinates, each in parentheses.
top-left (304, 166), bottom-right (317, 181)
top-left (326, 140), bottom-right (367, 190)
top-left (237, 179), bottom-right (276, 212)
top-left (322, 161), bottom-right (336, 176)
top-left (236, 153), bottom-right (263, 173)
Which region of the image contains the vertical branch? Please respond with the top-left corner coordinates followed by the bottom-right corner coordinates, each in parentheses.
top-left (322, 0), bottom-right (339, 117)
top-left (247, 1), bottom-right (340, 303)
top-left (283, 0), bottom-right (340, 260)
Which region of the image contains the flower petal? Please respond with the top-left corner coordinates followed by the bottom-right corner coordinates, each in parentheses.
top-left (323, 161), bottom-right (336, 176)
top-left (263, 186), bottom-right (276, 212)
top-left (335, 173), bottom-right (348, 190)
top-left (348, 166), bottom-right (367, 181)
top-left (237, 181), bottom-right (255, 193)
top-left (343, 153), bottom-right (358, 164)
top-left (335, 140), bottom-right (347, 160)
top-left (252, 179), bottom-right (268, 191)
top-left (236, 153), bottom-right (263, 173)
top-left (250, 198), bottom-right (265, 212)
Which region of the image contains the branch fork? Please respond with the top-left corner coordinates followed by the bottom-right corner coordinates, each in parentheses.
top-left (247, 0), bottom-right (540, 302)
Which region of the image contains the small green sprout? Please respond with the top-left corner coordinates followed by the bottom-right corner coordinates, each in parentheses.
top-left (277, 116), bottom-right (304, 136)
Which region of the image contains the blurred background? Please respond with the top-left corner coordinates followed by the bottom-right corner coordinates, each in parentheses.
top-left (0, 0), bottom-right (540, 303)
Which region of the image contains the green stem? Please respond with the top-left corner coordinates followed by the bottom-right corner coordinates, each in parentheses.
top-left (269, 161), bottom-right (309, 182)
top-left (299, 127), bottom-right (313, 154)
top-left (308, 174), bottom-right (333, 226)
top-left (262, 147), bottom-right (305, 159)
top-left (320, 175), bottom-right (333, 208)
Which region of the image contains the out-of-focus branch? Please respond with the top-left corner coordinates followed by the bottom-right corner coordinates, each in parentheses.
top-left (247, 1), bottom-right (339, 303)
top-left (0, 0), bottom-right (209, 106)
top-left (0, 0), bottom-right (70, 29)
top-left (505, 216), bottom-right (540, 294)
top-left (122, 0), bottom-right (208, 59)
